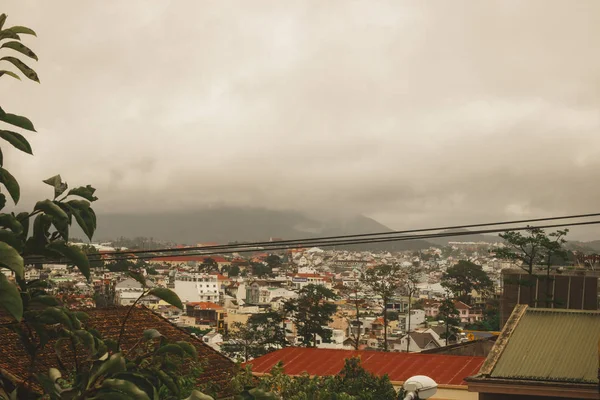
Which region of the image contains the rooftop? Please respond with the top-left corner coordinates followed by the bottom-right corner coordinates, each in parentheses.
top-left (246, 347), bottom-right (485, 386)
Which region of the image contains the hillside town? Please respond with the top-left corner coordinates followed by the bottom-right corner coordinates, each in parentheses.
top-left (10, 237), bottom-right (596, 358)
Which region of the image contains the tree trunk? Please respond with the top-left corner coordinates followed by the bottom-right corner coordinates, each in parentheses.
top-left (545, 265), bottom-right (552, 308)
top-left (406, 291), bottom-right (412, 353)
top-left (383, 297), bottom-right (388, 352)
top-left (354, 293), bottom-right (360, 350)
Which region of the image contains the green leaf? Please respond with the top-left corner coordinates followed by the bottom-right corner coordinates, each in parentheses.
top-left (147, 288), bottom-right (183, 309)
top-left (0, 109), bottom-right (35, 132)
top-left (142, 329), bottom-right (162, 341)
top-left (185, 390), bottom-right (214, 400)
top-left (112, 373), bottom-right (157, 400)
top-left (156, 344), bottom-right (184, 357)
top-left (30, 295), bottom-right (60, 306)
top-left (0, 229), bottom-right (23, 252)
top-left (15, 212), bottom-right (28, 237)
top-left (0, 213), bottom-right (23, 234)
top-left (0, 31), bottom-right (20, 41)
top-left (1, 41), bottom-right (38, 61)
top-left (34, 200), bottom-right (68, 221)
top-left (128, 271), bottom-right (146, 288)
top-left (67, 185), bottom-right (98, 202)
top-left (38, 307), bottom-right (72, 328)
top-left (6, 26), bottom-right (37, 36)
top-left (0, 193), bottom-right (5, 210)
top-left (88, 353), bottom-right (126, 390)
top-left (65, 200), bottom-right (95, 240)
top-left (74, 330), bottom-right (96, 354)
top-left (99, 379), bottom-right (150, 400)
top-left (0, 14), bottom-right (6, 30)
top-left (157, 371), bottom-right (178, 397)
top-left (88, 392), bottom-right (133, 400)
top-left (0, 241), bottom-right (23, 278)
top-left (0, 70), bottom-right (20, 80)
top-left (176, 341), bottom-right (198, 360)
top-left (42, 175), bottom-right (68, 199)
top-left (0, 273), bottom-right (23, 321)
top-left (0, 130), bottom-right (32, 154)
top-left (0, 167), bottom-right (20, 204)
top-left (0, 56), bottom-right (39, 82)
top-left (76, 311), bottom-right (90, 321)
top-left (46, 241), bottom-right (90, 281)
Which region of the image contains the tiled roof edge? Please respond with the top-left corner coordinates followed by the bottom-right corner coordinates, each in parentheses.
top-left (477, 304), bottom-right (527, 376)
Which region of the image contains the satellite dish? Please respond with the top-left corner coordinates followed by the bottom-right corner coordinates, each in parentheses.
top-left (402, 375), bottom-right (438, 400)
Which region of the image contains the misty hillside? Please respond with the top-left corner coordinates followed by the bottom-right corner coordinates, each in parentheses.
top-left (86, 208), bottom-right (432, 250)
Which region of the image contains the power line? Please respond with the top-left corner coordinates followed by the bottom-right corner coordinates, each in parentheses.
top-left (52, 211), bottom-right (600, 258)
top-left (28, 219), bottom-right (600, 265)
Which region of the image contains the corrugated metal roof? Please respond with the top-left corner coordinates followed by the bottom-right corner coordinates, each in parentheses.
top-left (247, 347), bottom-right (485, 385)
top-left (491, 308), bottom-right (600, 383)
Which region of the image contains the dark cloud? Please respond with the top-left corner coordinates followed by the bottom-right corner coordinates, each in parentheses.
top-left (3, 0), bottom-right (600, 239)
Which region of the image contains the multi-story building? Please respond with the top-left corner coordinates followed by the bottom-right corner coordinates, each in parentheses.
top-left (174, 273), bottom-right (219, 303)
top-left (499, 268), bottom-right (599, 327)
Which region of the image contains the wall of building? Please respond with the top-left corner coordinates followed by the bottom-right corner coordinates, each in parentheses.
top-left (500, 270), bottom-right (599, 327)
top-left (173, 274), bottom-right (219, 303)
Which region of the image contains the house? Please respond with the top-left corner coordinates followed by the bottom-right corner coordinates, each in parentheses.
top-left (467, 305), bottom-right (600, 399)
top-left (393, 331), bottom-right (440, 353)
top-left (173, 272), bottom-right (219, 303)
top-left (424, 299), bottom-right (483, 324)
top-left (291, 273), bottom-right (330, 290)
top-left (0, 306), bottom-right (235, 398)
top-left (247, 347), bottom-right (484, 399)
top-left (184, 302), bottom-right (227, 332)
top-left (499, 268), bottom-right (599, 327)
top-left (114, 277), bottom-right (156, 306)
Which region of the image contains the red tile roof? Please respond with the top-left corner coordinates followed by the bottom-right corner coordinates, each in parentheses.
top-left (0, 307), bottom-right (235, 395)
top-left (246, 347), bottom-right (484, 386)
top-left (187, 302), bottom-right (223, 310)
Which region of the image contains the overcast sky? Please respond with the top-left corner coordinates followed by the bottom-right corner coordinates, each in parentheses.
top-left (3, 1), bottom-right (600, 239)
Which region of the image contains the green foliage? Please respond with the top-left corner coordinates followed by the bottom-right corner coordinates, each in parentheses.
top-left (254, 358), bottom-right (397, 400)
top-left (361, 264), bottom-right (406, 351)
top-left (0, 15), bottom-right (208, 400)
top-left (437, 297), bottom-right (461, 341)
top-left (441, 260), bottom-right (493, 305)
top-left (221, 311), bottom-right (289, 362)
top-left (199, 257), bottom-right (219, 273)
top-left (291, 284), bottom-right (338, 347)
top-left (496, 227), bottom-right (569, 306)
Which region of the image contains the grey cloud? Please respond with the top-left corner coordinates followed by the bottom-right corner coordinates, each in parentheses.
top-left (3, 0), bottom-right (600, 240)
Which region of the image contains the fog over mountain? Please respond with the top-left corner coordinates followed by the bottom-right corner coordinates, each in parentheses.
top-left (4, 1), bottom-right (600, 241)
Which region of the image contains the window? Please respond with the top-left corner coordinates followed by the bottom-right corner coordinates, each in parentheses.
top-left (461, 310), bottom-right (467, 315)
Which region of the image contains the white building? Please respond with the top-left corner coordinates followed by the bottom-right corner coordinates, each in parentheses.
top-left (114, 277), bottom-right (156, 306)
top-left (173, 273), bottom-right (219, 303)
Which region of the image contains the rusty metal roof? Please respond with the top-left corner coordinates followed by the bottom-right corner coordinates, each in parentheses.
top-left (490, 308), bottom-right (600, 383)
top-left (247, 347), bottom-right (485, 385)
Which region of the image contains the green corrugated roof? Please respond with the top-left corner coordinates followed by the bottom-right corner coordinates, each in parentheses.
top-left (491, 308), bottom-right (600, 383)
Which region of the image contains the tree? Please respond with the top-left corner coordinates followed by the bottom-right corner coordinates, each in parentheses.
top-left (404, 263), bottom-right (421, 352)
top-left (340, 276), bottom-right (365, 350)
top-left (79, 244), bottom-right (105, 269)
top-left (361, 264), bottom-right (406, 351)
top-left (292, 284), bottom-right (338, 347)
top-left (228, 264), bottom-right (240, 277)
top-left (540, 229), bottom-right (568, 307)
top-left (250, 358), bottom-right (397, 400)
top-left (0, 16), bottom-right (202, 399)
top-left (438, 297), bottom-right (461, 345)
top-left (265, 254), bottom-right (282, 270)
top-left (251, 261), bottom-right (272, 278)
top-left (221, 322), bottom-right (269, 362)
top-left (496, 227), bottom-right (566, 307)
top-left (221, 311), bottom-right (289, 362)
top-left (199, 257), bottom-right (219, 273)
top-left (441, 260), bottom-right (493, 305)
